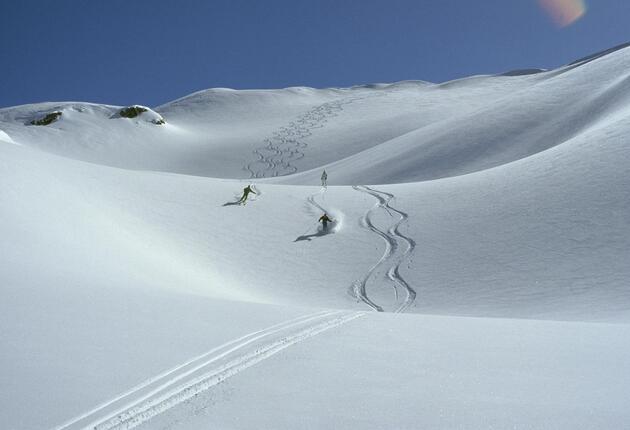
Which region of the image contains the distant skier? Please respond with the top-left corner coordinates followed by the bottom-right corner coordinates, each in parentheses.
top-left (321, 170), bottom-right (328, 187)
top-left (319, 213), bottom-right (333, 231)
top-left (238, 185), bottom-right (256, 204)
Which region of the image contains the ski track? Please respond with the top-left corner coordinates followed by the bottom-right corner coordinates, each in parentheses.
top-left (351, 185), bottom-right (416, 313)
top-left (244, 92), bottom-right (386, 178)
top-left (307, 187), bottom-right (328, 214)
top-left (51, 310), bottom-right (331, 430)
top-left (305, 186), bottom-right (343, 235)
top-left (52, 310), bottom-right (366, 430)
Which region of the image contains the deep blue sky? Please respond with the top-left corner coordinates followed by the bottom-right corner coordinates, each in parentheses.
top-left (1, 0), bottom-right (628, 108)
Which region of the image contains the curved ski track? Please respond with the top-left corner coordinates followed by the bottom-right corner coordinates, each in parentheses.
top-left (244, 92), bottom-right (384, 179)
top-left (351, 186), bottom-right (416, 313)
top-left (307, 187), bottom-right (328, 215)
top-left (52, 310), bottom-right (365, 430)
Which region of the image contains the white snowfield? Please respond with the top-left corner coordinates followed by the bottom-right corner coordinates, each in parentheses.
top-left (1, 44), bottom-right (629, 429)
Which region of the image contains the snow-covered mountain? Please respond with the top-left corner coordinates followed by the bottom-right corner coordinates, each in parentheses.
top-left (1, 44), bottom-right (629, 429)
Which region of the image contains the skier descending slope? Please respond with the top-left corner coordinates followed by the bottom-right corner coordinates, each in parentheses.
top-left (238, 184), bottom-right (256, 205)
top-left (294, 212), bottom-right (336, 242)
top-left (321, 170), bottom-right (328, 187)
top-left (319, 213), bottom-right (334, 231)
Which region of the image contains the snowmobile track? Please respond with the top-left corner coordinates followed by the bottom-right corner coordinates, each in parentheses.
top-left (52, 310), bottom-right (365, 430)
top-left (351, 185), bottom-right (416, 313)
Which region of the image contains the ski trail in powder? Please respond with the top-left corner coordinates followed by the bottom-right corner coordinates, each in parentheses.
top-left (52, 310), bottom-right (366, 430)
top-left (52, 310), bottom-right (330, 430)
top-left (351, 185), bottom-right (416, 313)
top-left (304, 186), bottom-right (344, 236)
top-left (244, 92), bottom-right (386, 178)
top-left (307, 186), bottom-right (328, 214)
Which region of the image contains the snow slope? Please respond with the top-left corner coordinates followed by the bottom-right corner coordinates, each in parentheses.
top-left (1, 44), bottom-right (629, 429)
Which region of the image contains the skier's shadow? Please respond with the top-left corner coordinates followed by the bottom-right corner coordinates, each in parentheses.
top-left (294, 228), bottom-right (333, 242)
top-left (222, 200), bottom-right (242, 207)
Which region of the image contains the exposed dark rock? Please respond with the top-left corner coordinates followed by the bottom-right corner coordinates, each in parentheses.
top-left (117, 105), bottom-right (166, 124)
top-left (119, 105), bottom-right (148, 118)
top-left (30, 111), bottom-right (62, 126)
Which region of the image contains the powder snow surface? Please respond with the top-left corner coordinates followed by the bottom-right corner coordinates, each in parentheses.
top-left (1, 45), bottom-right (629, 429)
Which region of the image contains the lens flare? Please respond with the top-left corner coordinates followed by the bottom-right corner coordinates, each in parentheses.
top-left (538, 0), bottom-right (587, 27)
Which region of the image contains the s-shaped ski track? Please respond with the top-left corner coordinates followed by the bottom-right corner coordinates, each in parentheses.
top-left (244, 91), bottom-right (388, 179)
top-left (52, 310), bottom-right (366, 430)
top-left (351, 185), bottom-right (416, 313)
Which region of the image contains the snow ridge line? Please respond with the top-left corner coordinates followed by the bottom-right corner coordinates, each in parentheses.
top-left (351, 185), bottom-right (416, 313)
top-left (94, 311), bottom-right (365, 430)
top-left (244, 92), bottom-right (385, 179)
top-left (52, 310), bottom-right (336, 430)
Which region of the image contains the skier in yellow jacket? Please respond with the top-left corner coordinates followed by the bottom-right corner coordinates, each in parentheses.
top-left (319, 213), bottom-right (333, 231)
